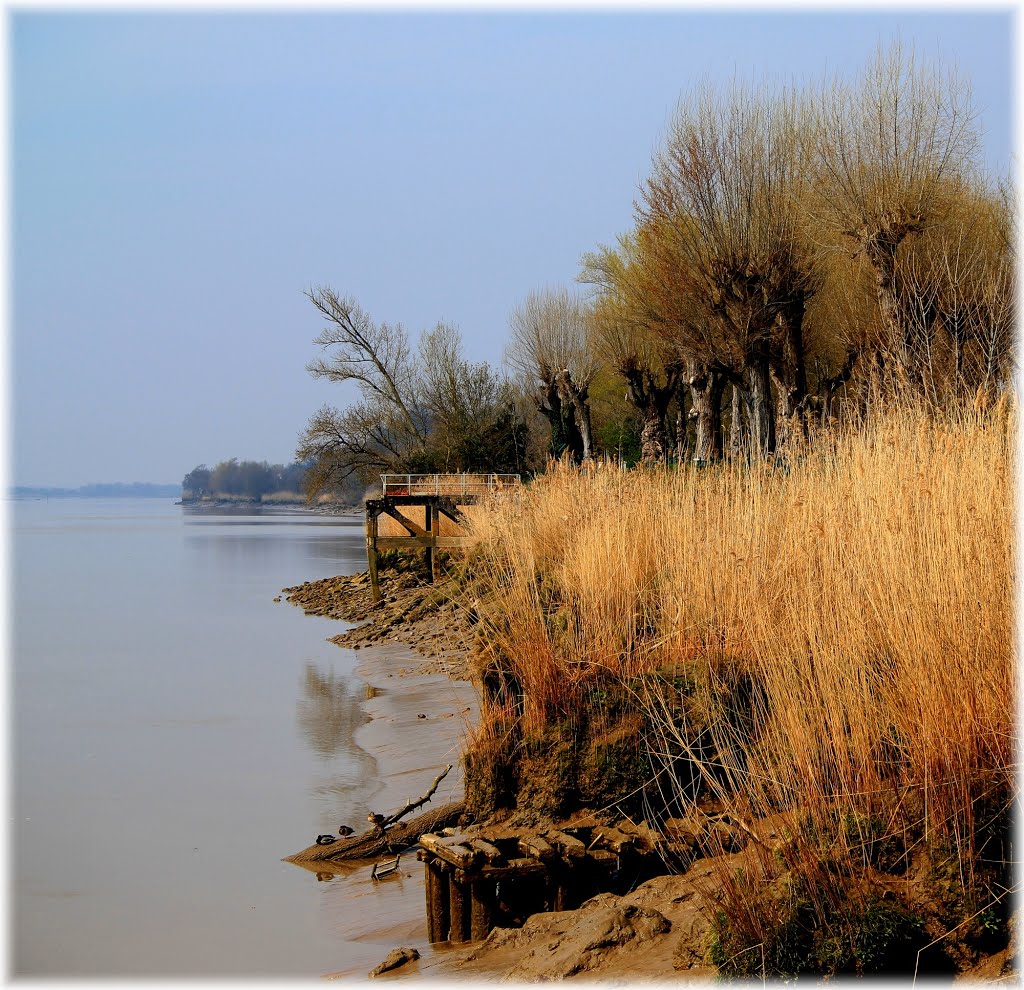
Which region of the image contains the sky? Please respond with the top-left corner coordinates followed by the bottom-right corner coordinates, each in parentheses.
top-left (8, 8), bottom-right (1015, 488)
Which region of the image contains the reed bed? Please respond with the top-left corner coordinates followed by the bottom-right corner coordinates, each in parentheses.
top-left (463, 400), bottom-right (1015, 967)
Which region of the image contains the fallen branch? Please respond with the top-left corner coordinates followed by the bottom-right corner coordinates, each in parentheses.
top-left (371, 764), bottom-right (453, 832)
top-left (285, 764), bottom-right (458, 865)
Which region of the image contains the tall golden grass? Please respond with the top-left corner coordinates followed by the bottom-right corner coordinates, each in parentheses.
top-left (465, 399), bottom-right (1015, 882)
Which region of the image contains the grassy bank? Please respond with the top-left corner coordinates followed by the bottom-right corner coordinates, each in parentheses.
top-left (459, 399), bottom-right (1015, 975)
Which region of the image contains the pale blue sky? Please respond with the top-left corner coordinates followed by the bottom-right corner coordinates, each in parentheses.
top-left (10, 10), bottom-right (1015, 487)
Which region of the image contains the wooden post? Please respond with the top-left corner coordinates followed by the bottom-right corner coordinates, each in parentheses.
top-left (470, 878), bottom-right (493, 941)
top-left (449, 870), bottom-right (472, 942)
top-left (425, 500), bottom-right (436, 583)
top-left (425, 860), bottom-right (450, 943)
top-left (366, 508), bottom-right (380, 603)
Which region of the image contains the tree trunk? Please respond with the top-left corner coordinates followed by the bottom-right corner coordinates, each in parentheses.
top-left (776, 295), bottom-right (808, 418)
top-left (729, 384), bottom-right (745, 458)
top-left (675, 389), bottom-right (689, 464)
top-left (555, 370), bottom-right (592, 462)
top-left (688, 362), bottom-right (725, 464)
top-left (538, 378), bottom-right (582, 462)
top-left (742, 353), bottom-right (776, 457)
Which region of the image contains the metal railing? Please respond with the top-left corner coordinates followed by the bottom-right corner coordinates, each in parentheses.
top-left (380, 473), bottom-right (521, 497)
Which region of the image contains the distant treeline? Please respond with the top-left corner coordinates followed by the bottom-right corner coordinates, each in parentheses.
top-left (181, 459), bottom-right (311, 502)
top-left (12, 482), bottom-right (181, 499)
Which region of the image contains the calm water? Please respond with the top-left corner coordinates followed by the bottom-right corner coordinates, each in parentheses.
top-left (11, 498), bottom-right (427, 977)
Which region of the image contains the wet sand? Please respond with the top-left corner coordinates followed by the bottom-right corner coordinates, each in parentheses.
top-left (306, 643), bottom-right (478, 980)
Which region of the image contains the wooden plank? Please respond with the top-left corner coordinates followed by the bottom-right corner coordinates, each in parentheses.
top-left (419, 833), bottom-right (479, 870)
top-left (591, 828), bottom-right (636, 855)
top-left (478, 857), bottom-right (548, 880)
top-left (468, 838), bottom-right (505, 864)
top-left (545, 830), bottom-right (587, 860)
top-left (374, 536), bottom-right (471, 550)
top-left (517, 834), bottom-right (556, 861)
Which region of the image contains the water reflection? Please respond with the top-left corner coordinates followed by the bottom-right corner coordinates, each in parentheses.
top-left (296, 663), bottom-right (366, 759)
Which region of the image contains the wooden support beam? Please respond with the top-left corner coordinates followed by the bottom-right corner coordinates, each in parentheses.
top-left (449, 871), bottom-right (472, 942)
top-left (380, 506), bottom-right (429, 539)
top-left (425, 860), bottom-right (450, 944)
top-left (375, 536), bottom-right (468, 550)
top-left (366, 508), bottom-right (380, 603)
top-left (470, 878), bottom-right (494, 941)
top-left (425, 501), bottom-right (436, 583)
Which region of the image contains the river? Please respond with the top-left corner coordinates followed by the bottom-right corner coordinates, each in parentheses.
top-left (11, 497), bottom-right (469, 977)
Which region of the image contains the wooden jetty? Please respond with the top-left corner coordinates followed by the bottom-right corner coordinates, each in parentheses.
top-left (364, 473), bottom-right (520, 602)
top-left (416, 818), bottom-right (668, 944)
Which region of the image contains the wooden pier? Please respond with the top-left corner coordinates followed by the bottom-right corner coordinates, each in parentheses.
top-left (416, 818), bottom-right (667, 944)
top-left (364, 473), bottom-right (520, 602)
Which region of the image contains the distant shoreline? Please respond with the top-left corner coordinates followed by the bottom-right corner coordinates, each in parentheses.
top-left (181, 496), bottom-right (362, 515)
top-left (10, 484), bottom-right (180, 499)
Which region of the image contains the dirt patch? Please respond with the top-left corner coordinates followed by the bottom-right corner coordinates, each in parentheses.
top-left (414, 857), bottom-right (737, 981)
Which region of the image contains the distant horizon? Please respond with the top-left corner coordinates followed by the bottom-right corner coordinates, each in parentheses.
top-left (11, 481), bottom-right (182, 495)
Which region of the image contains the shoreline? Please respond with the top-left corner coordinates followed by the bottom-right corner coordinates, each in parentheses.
top-left (285, 559), bottom-right (1018, 983)
top-left (297, 639), bottom-right (478, 980)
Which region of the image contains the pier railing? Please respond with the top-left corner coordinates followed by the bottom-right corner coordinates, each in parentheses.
top-left (380, 473), bottom-right (520, 497)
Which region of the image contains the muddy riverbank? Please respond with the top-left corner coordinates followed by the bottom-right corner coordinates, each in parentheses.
top-left (295, 642), bottom-right (478, 980)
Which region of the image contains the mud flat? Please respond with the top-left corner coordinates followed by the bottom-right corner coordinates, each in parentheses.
top-left (292, 642), bottom-right (477, 980)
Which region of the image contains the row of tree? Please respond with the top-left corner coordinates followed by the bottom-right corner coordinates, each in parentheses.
top-left (181, 459), bottom-right (309, 501)
top-left (298, 44), bottom-right (1014, 493)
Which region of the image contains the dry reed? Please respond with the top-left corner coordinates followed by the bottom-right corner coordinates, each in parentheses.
top-left (465, 400), bottom-right (1015, 888)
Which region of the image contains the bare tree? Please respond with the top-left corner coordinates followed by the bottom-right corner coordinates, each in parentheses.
top-left (640, 80), bottom-right (820, 457)
top-left (811, 42), bottom-right (979, 384)
top-left (892, 178), bottom-right (1015, 398)
top-left (299, 290), bottom-right (526, 497)
top-left (305, 287), bottom-right (428, 449)
top-left (580, 237), bottom-right (686, 463)
top-left (506, 288), bottom-right (601, 462)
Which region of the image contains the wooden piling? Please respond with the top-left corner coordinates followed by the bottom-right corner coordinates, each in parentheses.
top-left (425, 859), bottom-right (450, 943)
top-left (425, 501), bottom-right (436, 583)
top-left (470, 878), bottom-right (493, 941)
top-left (449, 870), bottom-right (472, 942)
top-left (366, 508), bottom-right (380, 602)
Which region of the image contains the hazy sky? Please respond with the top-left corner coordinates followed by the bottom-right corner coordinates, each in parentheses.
top-left (10, 10), bottom-right (1014, 487)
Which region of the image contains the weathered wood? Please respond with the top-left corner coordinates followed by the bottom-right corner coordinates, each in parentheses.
top-left (449, 872), bottom-right (471, 942)
top-left (470, 878), bottom-right (493, 940)
top-left (468, 838), bottom-right (505, 864)
top-left (374, 536), bottom-right (469, 550)
top-left (419, 833), bottom-right (479, 871)
top-left (425, 860), bottom-right (450, 943)
top-left (286, 801), bottom-right (464, 864)
top-left (517, 834), bottom-right (556, 861)
top-left (587, 849), bottom-right (619, 868)
top-left (591, 827), bottom-right (636, 855)
top-left (545, 830), bottom-right (587, 860)
top-left (380, 506), bottom-right (430, 539)
top-left (425, 501), bottom-right (436, 582)
top-left (366, 510), bottom-right (381, 603)
top-left (478, 857), bottom-right (548, 880)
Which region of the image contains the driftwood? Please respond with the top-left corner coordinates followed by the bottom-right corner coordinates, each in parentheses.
top-left (285, 765), bottom-right (459, 865)
top-left (286, 800), bottom-right (465, 864)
